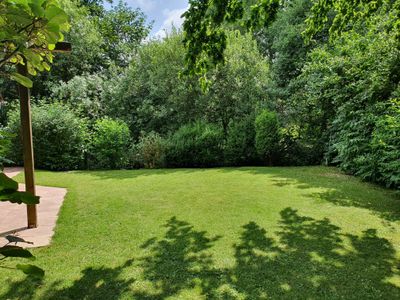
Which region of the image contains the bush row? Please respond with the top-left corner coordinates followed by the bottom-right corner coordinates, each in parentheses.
top-left (6, 104), bottom-right (131, 171)
top-left (7, 101), bottom-right (397, 189)
top-left (6, 103), bottom-right (312, 170)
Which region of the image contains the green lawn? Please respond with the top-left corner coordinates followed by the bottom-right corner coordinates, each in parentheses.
top-left (1, 167), bottom-right (399, 299)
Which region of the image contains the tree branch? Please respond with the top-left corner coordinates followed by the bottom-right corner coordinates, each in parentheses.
top-left (0, 46), bottom-right (21, 68)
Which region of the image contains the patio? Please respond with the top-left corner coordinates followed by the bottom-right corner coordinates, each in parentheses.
top-left (0, 167), bottom-right (67, 248)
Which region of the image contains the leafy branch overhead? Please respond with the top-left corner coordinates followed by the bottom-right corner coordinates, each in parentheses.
top-left (0, 130), bottom-right (41, 277)
top-left (0, 245), bottom-right (45, 278)
top-left (0, 173), bottom-right (39, 204)
top-left (0, 171), bottom-right (42, 277)
top-left (0, 0), bottom-right (70, 87)
top-left (304, 0), bottom-right (400, 42)
top-left (182, 0), bottom-right (281, 79)
top-left (0, 170), bottom-right (42, 277)
top-left (182, 0), bottom-right (400, 78)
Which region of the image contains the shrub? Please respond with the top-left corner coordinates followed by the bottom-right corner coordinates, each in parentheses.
top-left (224, 116), bottom-right (257, 166)
top-left (0, 100), bottom-right (17, 127)
top-left (255, 110), bottom-right (280, 165)
top-left (0, 128), bottom-right (13, 168)
top-left (7, 103), bottom-right (88, 170)
top-left (328, 99), bottom-right (400, 189)
top-left (278, 125), bottom-right (317, 166)
top-left (131, 132), bottom-right (166, 169)
top-left (89, 118), bottom-right (131, 169)
top-left (166, 121), bottom-right (224, 167)
top-left (50, 73), bottom-right (109, 120)
top-left (371, 99), bottom-right (400, 188)
top-left (364, 99), bottom-right (399, 188)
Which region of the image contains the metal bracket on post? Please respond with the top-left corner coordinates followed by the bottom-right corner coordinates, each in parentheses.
top-left (17, 63), bottom-right (37, 229)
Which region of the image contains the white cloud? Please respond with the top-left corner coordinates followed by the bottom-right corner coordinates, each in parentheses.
top-left (155, 7), bottom-right (187, 38)
top-left (126, 0), bottom-right (156, 12)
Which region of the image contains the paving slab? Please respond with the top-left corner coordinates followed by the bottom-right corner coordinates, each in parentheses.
top-left (0, 167), bottom-right (67, 248)
top-left (3, 167), bottom-right (24, 178)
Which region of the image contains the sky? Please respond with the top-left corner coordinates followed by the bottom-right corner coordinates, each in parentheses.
top-left (122, 0), bottom-right (189, 38)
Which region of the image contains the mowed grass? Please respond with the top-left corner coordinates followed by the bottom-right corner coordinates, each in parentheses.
top-left (1, 167), bottom-right (399, 299)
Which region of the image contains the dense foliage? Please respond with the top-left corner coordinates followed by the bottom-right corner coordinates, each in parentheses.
top-left (131, 132), bottom-right (166, 169)
top-left (296, 13), bottom-right (400, 188)
top-left (2, 0), bottom-right (399, 188)
top-left (7, 103), bottom-right (88, 170)
top-left (255, 110), bottom-right (280, 166)
top-left (224, 115), bottom-right (257, 166)
top-left (179, 0), bottom-right (400, 188)
top-left (89, 118), bottom-right (130, 169)
top-left (166, 121), bottom-right (224, 168)
top-left (0, 128), bottom-right (13, 167)
top-left (0, 0), bottom-right (70, 88)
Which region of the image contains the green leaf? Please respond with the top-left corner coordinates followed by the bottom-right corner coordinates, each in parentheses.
top-left (0, 191), bottom-right (40, 205)
top-left (23, 49), bottom-right (43, 66)
top-left (10, 72), bottom-right (33, 88)
top-left (0, 246), bottom-right (34, 258)
top-left (16, 264), bottom-right (45, 277)
top-left (42, 62), bottom-right (50, 71)
top-left (45, 5), bottom-right (68, 24)
top-left (0, 173), bottom-right (18, 191)
top-left (44, 26), bottom-right (61, 44)
top-left (29, 3), bottom-right (44, 17)
top-left (5, 10), bottom-right (32, 27)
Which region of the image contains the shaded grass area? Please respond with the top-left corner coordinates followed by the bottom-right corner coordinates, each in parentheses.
top-left (1, 167), bottom-right (399, 299)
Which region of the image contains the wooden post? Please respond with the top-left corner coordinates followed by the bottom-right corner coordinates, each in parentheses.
top-left (17, 63), bottom-right (37, 228)
top-left (14, 42), bottom-right (70, 228)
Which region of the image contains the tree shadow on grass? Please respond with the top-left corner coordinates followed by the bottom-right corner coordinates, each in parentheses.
top-left (228, 208), bottom-right (400, 299)
top-left (0, 260), bottom-right (135, 300)
top-left (0, 277), bottom-right (43, 300)
top-left (133, 216), bottom-right (222, 299)
top-left (42, 259), bottom-right (135, 300)
top-left (309, 189), bottom-right (400, 221)
top-left (1, 212), bottom-right (399, 299)
top-left (133, 212), bottom-right (400, 299)
top-left (223, 167), bottom-right (400, 222)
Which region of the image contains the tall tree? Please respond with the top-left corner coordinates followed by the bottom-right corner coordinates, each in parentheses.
top-left (182, 0), bottom-right (400, 76)
top-left (97, 1), bottom-right (151, 67)
top-left (31, 0), bottom-right (151, 98)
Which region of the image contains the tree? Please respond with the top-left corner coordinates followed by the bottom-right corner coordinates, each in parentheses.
top-left (205, 31), bottom-right (269, 134)
top-left (255, 110), bottom-right (280, 165)
top-left (97, 1), bottom-right (151, 67)
top-left (0, 0), bottom-right (70, 88)
top-left (304, 0), bottom-right (400, 42)
top-left (29, 0), bottom-right (151, 98)
top-left (297, 11), bottom-right (400, 187)
top-left (104, 31), bottom-right (204, 138)
top-left (78, 0), bottom-right (110, 17)
top-left (103, 30), bottom-right (269, 139)
top-left (0, 0), bottom-right (70, 277)
top-left (182, 0), bottom-right (400, 76)
top-left (182, 0), bottom-right (282, 79)
top-left (29, 0), bottom-right (105, 97)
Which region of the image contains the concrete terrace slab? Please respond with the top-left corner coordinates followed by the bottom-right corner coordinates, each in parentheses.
top-left (0, 167), bottom-right (67, 248)
top-left (3, 167), bottom-right (24, 179)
